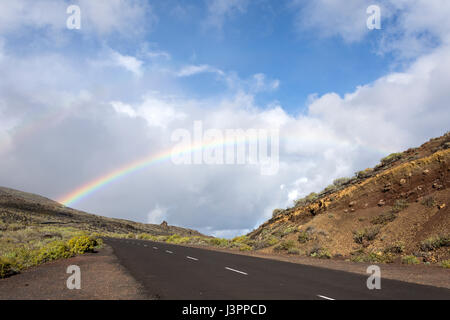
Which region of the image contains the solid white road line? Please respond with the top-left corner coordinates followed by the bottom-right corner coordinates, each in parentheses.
top-left (166, 250), bottom-right (173, 254)
top-left (187, 256), bottom-right (199, 261)
top-left (317, 295), bottom-right (335, 300)
top-left (225, 267), bottom-right (248, 275)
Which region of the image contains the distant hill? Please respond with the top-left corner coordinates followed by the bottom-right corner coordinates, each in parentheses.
top-left (0, 187), bottom-right (201, 237)
top-left (249, 132), bottom-right (450, 265)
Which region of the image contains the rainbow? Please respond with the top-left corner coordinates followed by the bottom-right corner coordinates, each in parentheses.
top-left (58, 133), bottom-right (391, 207)
top-left (58, 136), bottom-right (258, 206)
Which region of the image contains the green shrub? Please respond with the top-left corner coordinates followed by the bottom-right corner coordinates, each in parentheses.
top-left (295, 192), bottom-right (318, 207)
top-left (239, 244), bottom-right (253, 251)
top-left (350, 250), bottom-right (394, 263)
top-left (356, 168), bottom-right (374, 179)
top-left (309, 246), bottom-right (331, 259)
top-left (274, 240), bottom-right (296, 252)
top-left (67, 235), bottom-right (100, 255)
top-left (35, 241), bottom-right (73, 264)
top-left (232, 235), bottom-right (250, 244)
top-left (333, 177), bottom-right (351, 187)
top-left (297, 231), bottom-right (310, 244)
top-left (208, 238), bottom-right (230, 247)
top-left (353, 227), bottom-right (380, 244)
top-left (371, 212), bottom-right (397, 225)
top-left (402, 255), bottom-right (420, 265)
top-left (421, 197), bottom-right (436, 208)
top-left (272, 209), bottom-right (284, 218)
top-left (166, 234), bottom-right (191, 244)
top-left (254, 236), bottom-right (279, 250)
top-left (0, 257), bottom-right (15, 278)
top-left (282, 226), bottom-right (297, 236)
top-left (320, 184), bottom-right (337, 195)
top-left (287, 248), bottom-right (300, 255)
top-left (420, 235), bottom-right (450, 251)
top-left (384, 242), bottom-right (405, 254)
top-left (391, 200), bottom-right (409, 213)
top-left (441, 259), bottom-right (450, 269)
top-left (381, 153), bottom-right (402, 165)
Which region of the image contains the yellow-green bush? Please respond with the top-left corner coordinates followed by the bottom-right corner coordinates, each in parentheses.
top-left (402, 255), bottom-right (420, 265)
top-left (441, 259), bottom-right (450, 269)
top-left (34, 241), bottom-right (73, 264)
top-left (232, 235), bottom-right (249, 244)
top-left (0, 257), bottom-right (15, 278)
top-left (166, 234), bottom-right (190, 244)
top-left (238, 244), bottom-right (253, 251)
top-left (274, 240), bottom-right (296, 252)
top-left (208, 238), bottom-right (230, 247)
top-left (67, 235), bottom-right (100, 254)
top-left (420, 234), bottom-right (450, 251)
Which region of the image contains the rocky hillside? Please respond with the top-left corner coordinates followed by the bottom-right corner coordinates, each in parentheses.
top-left (0, 187), bottom-right (201, 237)
top-left (249, 133), bottom-right (450, 266)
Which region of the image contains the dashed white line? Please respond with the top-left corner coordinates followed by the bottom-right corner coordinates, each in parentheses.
top-left (166, 250), bottom-right (173, 254)
top-left (153, 247), bottom-right (158, 249)
top-left (225, 267), bottom-right (248, 275)
top-left (317, 295), bottom-right (335, 300)
top-left (187, 256), bottom-right (199, 261)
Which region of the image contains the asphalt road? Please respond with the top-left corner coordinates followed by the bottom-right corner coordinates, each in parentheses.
top-left (104, 238), bottom-right (450, 300)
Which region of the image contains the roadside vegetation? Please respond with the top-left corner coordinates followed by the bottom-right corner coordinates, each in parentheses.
top-left (0, 224), bottom-right (102, 278)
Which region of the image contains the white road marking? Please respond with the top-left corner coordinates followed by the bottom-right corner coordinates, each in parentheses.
top-left (187, 256), bottom-right (199, 261)
top-left (225, 267), bottom-right (248, 275)
top-left (317, 295), bottom-right (335, 300)
top-left (144, 245), bottom-right (148, 247)
top-left (153, 247), bottom-right (158, 249)
top-left (166, 250), bottom-right (173, 254)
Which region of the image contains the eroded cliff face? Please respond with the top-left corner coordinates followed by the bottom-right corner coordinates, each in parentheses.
top-left (249, 133), bottom-right (450, 264)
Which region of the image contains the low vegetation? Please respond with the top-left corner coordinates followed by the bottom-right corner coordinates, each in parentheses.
top-left (401, 255), bottom-right (420, 265)
top-left (0, 231), bottom-right (101, 279)
top-left (274, 240), bottom-right (296, 252)
top-left (371, 212), bottom-right (397, 225)
top-left (353, 227), bottom-right (380, 244)
top-left (380, 152), bottom-right (403, 165)
top-left (421, 197), bottom-right (436, 208)
top-left (383, 242), bottom-right (405, 254)
top-left (308, 246), bottom-right (331, 259)
top-left (391, 200), bottom-right (409, 213)
top-left (420, 234), bottom-right (450, 252)
top-left (441, 259), bottom-right (450, 269)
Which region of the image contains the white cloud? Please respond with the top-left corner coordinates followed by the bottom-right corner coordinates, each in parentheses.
top-left (291, 0), bottom-right (450, 58)
top-left (111, 101), bottom-right (137, 118)
top-left (0, 0), bottom-right (154, 37)
top-left (291, 0), bottom-right (375, 42)
top-left (147, 205), bottom-right (168, 224)
top-left (111, 51), bottom-right (144, 76)
top-left (1, 2), bottom-right (450, 238)
top-left (177, 64), bottom-right (225, 77)
top-left (205, 0), bottom-right (249, 30)
top-left (111, 94), bottom-right (187, 128)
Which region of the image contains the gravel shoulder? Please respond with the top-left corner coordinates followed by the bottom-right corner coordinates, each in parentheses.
top-left (0, 244), bottom-right (151, 300)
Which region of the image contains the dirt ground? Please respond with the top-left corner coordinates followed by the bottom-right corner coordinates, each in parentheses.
top-left (0, 245), bottom-right (151, 300)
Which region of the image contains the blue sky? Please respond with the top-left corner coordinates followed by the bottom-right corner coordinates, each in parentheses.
top-left (4, 0), bottom-right (393, 113)
top-left (1, 0), bottom-right (449, 237)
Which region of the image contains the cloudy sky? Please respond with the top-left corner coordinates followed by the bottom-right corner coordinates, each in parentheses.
top-left (0, 0), bottom-right (449, 238)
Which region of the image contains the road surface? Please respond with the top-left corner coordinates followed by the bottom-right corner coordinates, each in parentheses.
top-left (104, 238), bottom-right (450, 300)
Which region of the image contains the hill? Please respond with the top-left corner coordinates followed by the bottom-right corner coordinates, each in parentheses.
top-left (0, 186), bottom-right (201, 237)
top-left (248, 132), bottom-right (450, 266)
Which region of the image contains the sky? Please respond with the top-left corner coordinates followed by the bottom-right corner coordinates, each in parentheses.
top-left (0, 0), bottom-right (449, 238)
